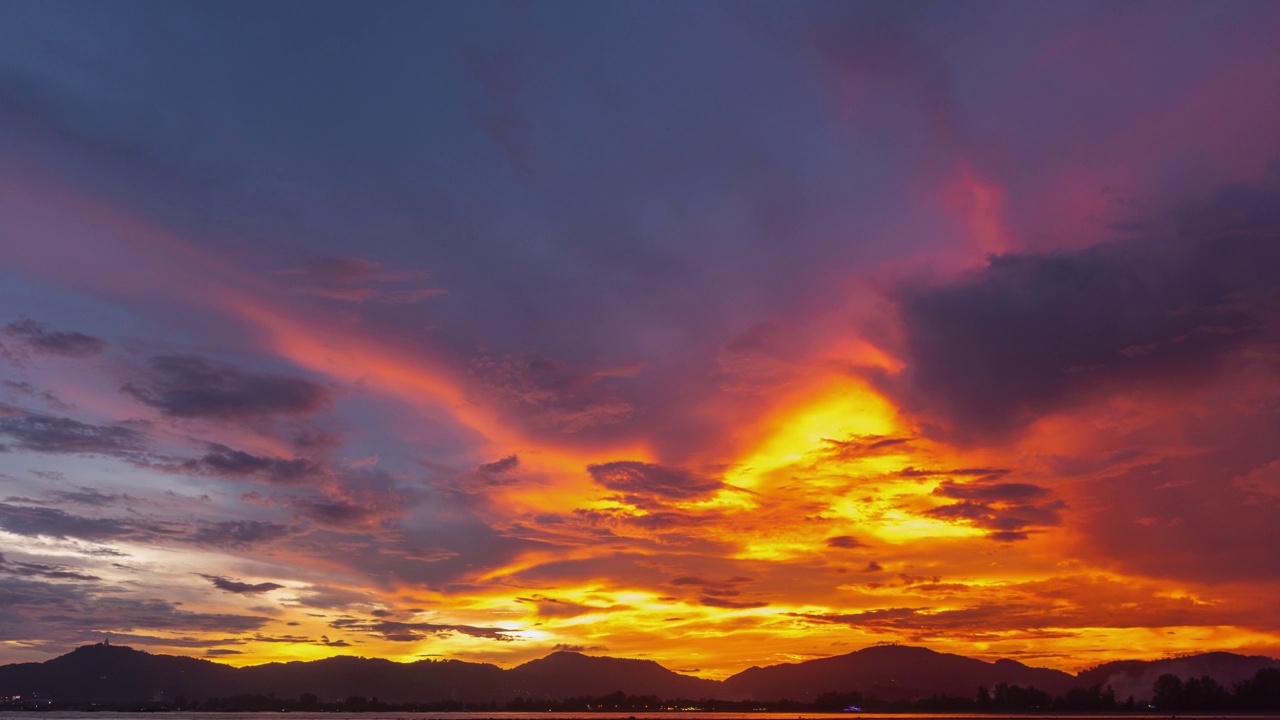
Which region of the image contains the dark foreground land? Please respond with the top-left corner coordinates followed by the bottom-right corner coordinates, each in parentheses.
top-left (1, 644), bottom-right (1279, 713)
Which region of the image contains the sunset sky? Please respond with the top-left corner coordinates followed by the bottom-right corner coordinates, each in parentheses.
top-left (3, 0), bottom-right (1280, 678)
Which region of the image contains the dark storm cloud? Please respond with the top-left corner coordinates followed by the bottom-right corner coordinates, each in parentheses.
top-left (478, 454), bottom-right (519, 474)
top-left (198, 574), bottom-right (285, 594)
top-left (0, 405), bottom-right (146, 456)
top-left (289, 496), bottom-right (380, 527)
top-left (188, 520), bottom-right (294, 549)
top-left (3, 319), bottom-right (107, 357)
top-left (587, 461), bottom-right (722, 502)
top-left (890, 179), bottom-right (1280, 441)
top-left (925, 479), bottom-right (1065, 542)
top-left (933, 480), bottom-right (1048, 503)
top-left (122, 355), bottom-right (329, 421)
top-left (176, 443), bottom-right (323, 485)
top-left (825, 535), bottom-right (867, 549)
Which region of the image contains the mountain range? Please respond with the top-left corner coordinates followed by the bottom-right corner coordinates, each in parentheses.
top-left (1, 642), bottom-right (1276, 705)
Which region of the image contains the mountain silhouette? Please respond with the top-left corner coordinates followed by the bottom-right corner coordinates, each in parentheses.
top-left (507, 651), bottom-right (721, 699)
top-left (721, 644), bottom-right (1073, 701)
top-left (235, 655), bottom-right (508, 704)
top-left (1076, 651), bottom-right (1280, 702)
top-left (1, 641), bottom-right (1276, 705)
top-left (0, 643), bottom-right (238, 703)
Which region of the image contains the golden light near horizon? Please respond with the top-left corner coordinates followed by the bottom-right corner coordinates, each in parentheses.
top-left (729, 375), bottom-right (900, 489)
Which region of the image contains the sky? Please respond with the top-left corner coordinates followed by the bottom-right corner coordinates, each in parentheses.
top-left (2, 0), bottom-right (1280, 678)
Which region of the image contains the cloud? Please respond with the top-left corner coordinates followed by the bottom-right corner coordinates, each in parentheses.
top-left (698, 595), bottom-right (768, 609)
top-left (515, 594), bottom-right (618, 619)
top-left (0, 553), bottom-right (99, 581)
top-left (0, 502), bottom-right (292, 549)
top-left (3, 319), bottom-right (107, 357)
top-left (199, 574), bottom-right (285, 594)
top-left (826, 535), bottom-right (866, 549)
top-left (1235, 460), bottom-right (1280, 505)
top-left (933, 480), bottom-right (1048, 503)
top-left (1074, 446), bottom-right (1280, 584)
top-left (788, 606), bottom-right (924, 630)
top-left (819, 434), bottom-right (915, 461)
top-left (669, 575), bottom-right (766, 609)
top-left (328, 617), bottom-right (516, 642)
top-left (926, 480), bottom-right (1065, 542)
top-left (188, 520), bottom-right (295, 549)
top-left (2, 380), bottom-right (74, 411)
top-left (784, 573), bottom-right (1274, 643)
top-left (286, 585), bottom-right (373, 611)
top-left (277, 256), bottom-right (445, 304)
top-left (88, 633), bottom-right (247, 648)
top-left (0, 576), bottom-right (270, 651)
top-left (44, 487), bottom-right (132, 507)
top-left (122, 355), bottom-right (330, 421)
top-left (587, 461), bottom-right (722, 503)
top-left (250, 633), bottom-right (311, 643)
top-left (0, 502), bottom-right (155, 541)
top-left (206, 648), bottom-right (243, 656)
top-left (284, 468), bottom-right (418, 530)
top-left (888, 179), bottom-right (1280, 441)
top-left (175, 443), bottom-right (323, 485)
top-left (896, 466), bottom-right (1009, 479)
top-left (0, 405), bottom-right (147, 456)
top-left (552, 643), bottom-right (607, 653)
top-left (478, 454), bottom-right (519, 474)
top-left (469, 352), bottom-right (635, 433)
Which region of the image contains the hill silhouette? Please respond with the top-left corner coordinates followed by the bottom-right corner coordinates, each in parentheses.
top-left (722, 644), bottom-right (1073, 701)
top-left (0, 643), bottom-right (238, 703)
top-left (236, 654), bottom-right (508, 704)
top-left (508, 651), bottom-right (721, 699)
top-left (1, 642), bottom-right (1277, 706)
top-left (1076, 651), bottom-right (1280, 703)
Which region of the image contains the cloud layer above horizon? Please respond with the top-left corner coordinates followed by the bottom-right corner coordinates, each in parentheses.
top-left (2, 0), bottom-right (1280, 676)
